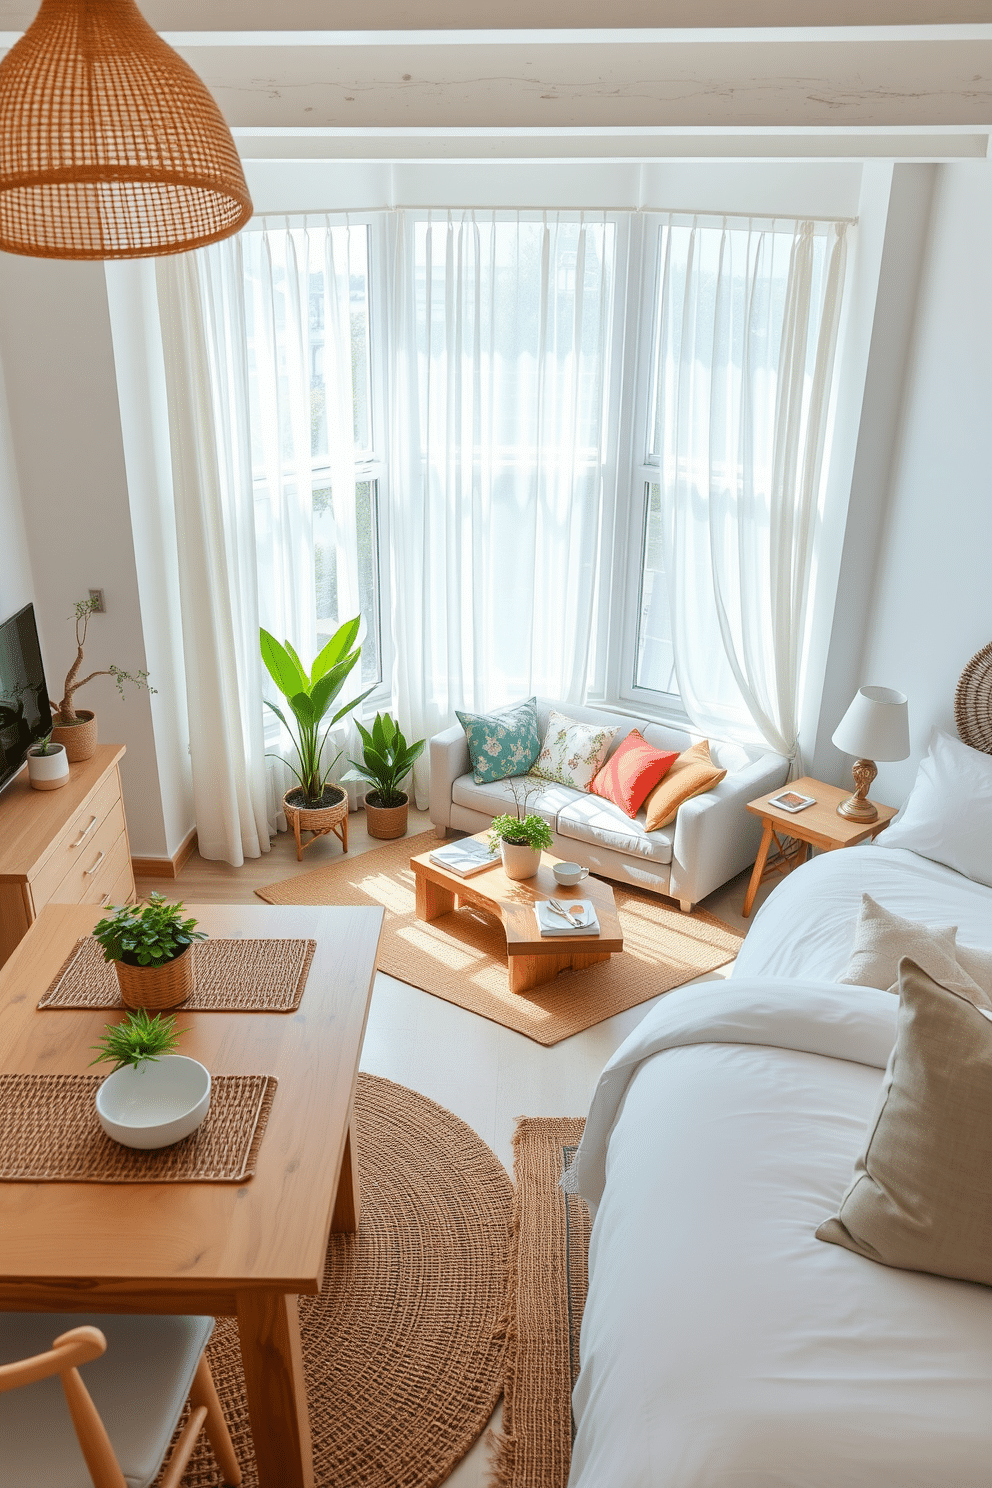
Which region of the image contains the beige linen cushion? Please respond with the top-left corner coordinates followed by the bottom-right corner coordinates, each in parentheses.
top-left (839, 893), bottom-right (992, 1009)
top-left (816, 958), bottom-right (992, 1286)
top-left (643, 739), bottom-right (726, 832)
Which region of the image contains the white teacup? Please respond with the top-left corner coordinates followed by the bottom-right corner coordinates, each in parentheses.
top-left (553, 861), bottom-right (589, 887)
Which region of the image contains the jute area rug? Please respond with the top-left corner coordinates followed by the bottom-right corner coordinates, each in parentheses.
top-left (256, 830), bottom-right (743, 1046)
top-left (172, 1073), bottom-right (513, 1488)
top-left (491, 1117), bottom-right (591, 1488)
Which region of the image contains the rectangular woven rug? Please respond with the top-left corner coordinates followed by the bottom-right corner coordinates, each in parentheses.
top-left (491, 1116), bottom-right (590, 1488)
top-left (256, 830), bottom-right (742, 1046)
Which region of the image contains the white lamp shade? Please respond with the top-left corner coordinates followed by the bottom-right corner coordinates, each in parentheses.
top-left (832, 686), bottom-right (910, 762)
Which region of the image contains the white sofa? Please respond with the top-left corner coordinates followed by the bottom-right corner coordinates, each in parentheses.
top-left (429, 698), bottom-right (789, 912)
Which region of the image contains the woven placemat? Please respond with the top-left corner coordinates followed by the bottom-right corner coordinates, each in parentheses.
top-left (0, 1072), bottom-right (276, 1183)
top-left (491, 1116), bottom-right (590, 1488)
top-left (256, 830), bottom-right (743, 1047)
top-left (38, 938), bottom-right (316, 1012)
top-left (170, 1072), bottom-right (513, 1488)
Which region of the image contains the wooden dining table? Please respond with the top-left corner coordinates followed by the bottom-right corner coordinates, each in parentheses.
top-left (0, 899), bottom-right (384, 1488)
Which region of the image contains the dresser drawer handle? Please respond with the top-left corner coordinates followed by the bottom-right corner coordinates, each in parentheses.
top-left (84, 850), bottom-right (106, 877)
top-left (70, 815), bottom-right (98, 848)
top-left (99, 891), bottom-right (112, 906)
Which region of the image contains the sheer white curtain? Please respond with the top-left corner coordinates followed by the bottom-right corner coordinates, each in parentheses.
top-left (157, 241), bottom-right (271, 865)
top-left (655, 216), bottom-right (848, 766)
top-left (390, 211), bottom-right (616, 806)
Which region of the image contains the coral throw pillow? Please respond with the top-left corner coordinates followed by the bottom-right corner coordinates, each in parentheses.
top-left (643, 739), bottom-right (727, 832)
top-left (590, 730), bottom-right (678, 819)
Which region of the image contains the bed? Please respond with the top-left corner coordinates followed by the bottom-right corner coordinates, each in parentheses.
top-left (566, 838), bottom-right (992, 1487)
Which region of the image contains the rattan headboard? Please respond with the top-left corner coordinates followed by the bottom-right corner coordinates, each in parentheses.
top-left (955, 642), bottom-right (992, 755)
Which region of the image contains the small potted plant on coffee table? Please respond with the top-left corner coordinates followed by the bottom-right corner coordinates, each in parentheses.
top-left (342, 712), bottom-right (425, 840)
top-left (92, 893), bottom-right (207, 1011)
top-left (487, 781), bottom-right (553, 880)
top-left (260, 617), bottom-right (374, 860)
top-left (50, 595), bottom-right (155, 762)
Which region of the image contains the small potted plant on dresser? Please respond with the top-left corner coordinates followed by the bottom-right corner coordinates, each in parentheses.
top-left (260, 616), bottom-right (374, 861)
top-left (25, 733), bottom-right (69, 791)
top-left (342, 712), bottom-right (426, 840)
top-left (92, 893), bottom-right (207, 1011)
top-left (50, 596), bottom-right (155, 762)
top-left (488, 781), bottom-right (554, 880)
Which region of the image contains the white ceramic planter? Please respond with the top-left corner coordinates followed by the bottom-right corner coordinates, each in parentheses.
top-left (96, 1055), bottom-right (211, 1150)
top-left (26, 742), bottom-right (69, 791)
top-left (500, 840), bottom-right (542, 881)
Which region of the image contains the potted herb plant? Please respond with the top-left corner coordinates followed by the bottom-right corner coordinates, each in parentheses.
top-left (90, 1009), bottom-right (211, 1151)
top-left (26, 732), bottom-right (69, 791)
top-left (50, 596), bottom-right (155, 762)
top-left (92, 893), bottom-right (207, 1011)
top-left (487, 781), bottom-right (553, 880)
top-left (342, 712), bottom-right (426, 840)
top-left (260, 617), bottom-right (374, 860)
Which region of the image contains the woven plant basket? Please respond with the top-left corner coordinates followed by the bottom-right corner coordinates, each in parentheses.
top-left (115, 944), bottom-right (193, 1012)
top-left (50, 709), bottom-right (97, 763)
top-left (283, 785), bottom-right (349, 837)
top-left (365, 792), bottom-right (409, 840)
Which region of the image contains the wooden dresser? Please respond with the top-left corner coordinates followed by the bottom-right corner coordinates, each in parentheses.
top-left (0, 744), bottom-right (135, 967)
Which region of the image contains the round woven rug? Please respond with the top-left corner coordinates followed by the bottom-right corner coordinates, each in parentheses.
top-left (175, 1073), bottom-right (513, 1488)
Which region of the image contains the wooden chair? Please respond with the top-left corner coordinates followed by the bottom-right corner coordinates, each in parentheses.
top-left (0, 1313), bottom-right (241, 1488)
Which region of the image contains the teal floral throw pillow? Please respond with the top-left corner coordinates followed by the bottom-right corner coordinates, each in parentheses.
top-left (530, 709), bottom-right (619, 791)
top-left (456, 697), bottom-right (541, 784)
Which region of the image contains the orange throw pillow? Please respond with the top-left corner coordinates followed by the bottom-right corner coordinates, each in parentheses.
top-left (643, 739), bottom-right (727, 832)
top-left (590, 730), bottom-right (678, 819)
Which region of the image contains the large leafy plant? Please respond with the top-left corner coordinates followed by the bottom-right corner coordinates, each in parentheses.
top-left (260, 618), bottom-right (373, 808)
top-left (92, 892), bottom-right (206, 968)
top-left (342, 712), bottom-right (425, 808)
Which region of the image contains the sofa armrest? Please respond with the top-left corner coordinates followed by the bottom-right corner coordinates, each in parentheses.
top-left (429, 723), bottom-right (471, 831)
top-left (669, 753), bottom-right (790, 909)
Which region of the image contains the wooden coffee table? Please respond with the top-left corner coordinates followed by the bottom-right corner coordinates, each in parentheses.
top-left (411, 836), bottom-right (623, 994)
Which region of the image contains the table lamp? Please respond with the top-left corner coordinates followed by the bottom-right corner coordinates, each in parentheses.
top-left (832, 686), bottom-right (910, 821)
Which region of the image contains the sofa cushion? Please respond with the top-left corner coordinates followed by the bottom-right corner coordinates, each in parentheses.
top-left (451, 773), bottom-right (577, 827)
top-left (556, 794), bottom-right (675, 865)
top-left (530, 709), bottom-right (619, 791)
top-left (455, 697), bottom-right (541, 784)
top-left (643, 739), bottom-right (727, 831)
top-left (590, 729), bottom-right (679, 818)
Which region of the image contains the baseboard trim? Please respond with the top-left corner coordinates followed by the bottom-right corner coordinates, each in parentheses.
top-left (132, 828), bottom-right (198, 881)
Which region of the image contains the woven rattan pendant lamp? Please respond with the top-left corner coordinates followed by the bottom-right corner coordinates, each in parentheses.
top-left (0, 0), bottom-right (252, 260)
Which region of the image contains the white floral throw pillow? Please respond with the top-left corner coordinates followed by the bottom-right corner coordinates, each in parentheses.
top-left (530, 710), bottom-right (618, 792)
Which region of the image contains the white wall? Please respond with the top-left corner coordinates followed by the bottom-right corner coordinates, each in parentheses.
top-left (0, 342), bottom-right (33, 621)
top-left (855, 159), bottom-right (992, 803)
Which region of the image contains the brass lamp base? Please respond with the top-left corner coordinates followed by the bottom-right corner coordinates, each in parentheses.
top-left (837, 758), bottom-right (879, 821)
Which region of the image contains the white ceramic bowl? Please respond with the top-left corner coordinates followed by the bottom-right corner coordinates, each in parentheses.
top-left (96, 1055), bottom-right (211, 1150)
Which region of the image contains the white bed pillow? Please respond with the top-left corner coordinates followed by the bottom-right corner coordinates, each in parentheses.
top-left (839, 893), bottom-right (992, 1008)
top-left (880, 729), bottom-right (992, 888)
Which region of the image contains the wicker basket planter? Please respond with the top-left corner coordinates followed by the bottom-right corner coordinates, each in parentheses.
top-left (364, 791), bottom-right (409, 841)
top-left (50, 709), bottom-right (98, 762)
top-left (283, 785), bottom-right (349, 862)
top-left (115, 944), bottom-right (194, 1012)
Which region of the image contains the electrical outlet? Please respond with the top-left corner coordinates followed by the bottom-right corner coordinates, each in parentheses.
top-left (88, 588), bottom-right (105, 613)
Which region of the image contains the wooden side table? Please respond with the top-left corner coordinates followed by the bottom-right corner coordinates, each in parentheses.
top-left (742, 775), bottom-right (898, 917)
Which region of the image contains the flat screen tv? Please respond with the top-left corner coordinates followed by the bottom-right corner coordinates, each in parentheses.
top-left (0, 603), bottom-right (52, 793)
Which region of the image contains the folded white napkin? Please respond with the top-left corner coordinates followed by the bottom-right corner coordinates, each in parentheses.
top-left (534, 899), bottom-right (601, 937)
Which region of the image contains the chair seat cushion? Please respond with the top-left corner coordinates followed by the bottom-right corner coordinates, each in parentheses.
top-left (451, 773), bottom-right (577, 826)
top-left (0, 1312), bottom-right (213, 1488)
top-left (557, 795), bottom-right (675, 865)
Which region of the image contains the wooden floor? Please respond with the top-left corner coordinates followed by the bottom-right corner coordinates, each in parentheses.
top-left (137, 811), bottom-right (774, 1488)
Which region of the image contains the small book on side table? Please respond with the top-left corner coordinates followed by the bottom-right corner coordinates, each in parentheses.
top-left (428, 838), bottom-right (500, 878)
top-left (534, 900), bottom-right (601, 937)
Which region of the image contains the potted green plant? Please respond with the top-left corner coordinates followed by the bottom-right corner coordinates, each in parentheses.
top-left (260, 616), bottom-right (374, 860)
top-left (342, 712), bottom-right (426, 840)
top-left (90, 1009), bottom-right (210, 1151)
top-left (487, 781), bottom-right (553, 880)
top-left (25, 732), bottom-right (69, 791)
top-left (50, 596), bottom-right (155, 762)
top-left (92, 892), bottom-right (207, 1011)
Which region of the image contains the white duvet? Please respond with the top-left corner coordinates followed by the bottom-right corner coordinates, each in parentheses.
top-left (568, 854), bottom-right (992, 1488)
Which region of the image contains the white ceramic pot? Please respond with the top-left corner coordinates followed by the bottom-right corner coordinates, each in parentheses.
top-left (96, 1055), bottom-right (211, 1150)
top-left (500, 840), bottom-right (542, 881)
top-left (26, 742), bottom-right (70, 791)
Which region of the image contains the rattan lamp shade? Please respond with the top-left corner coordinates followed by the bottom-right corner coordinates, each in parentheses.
top-left (0, 0), bottom-right (252, 260)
